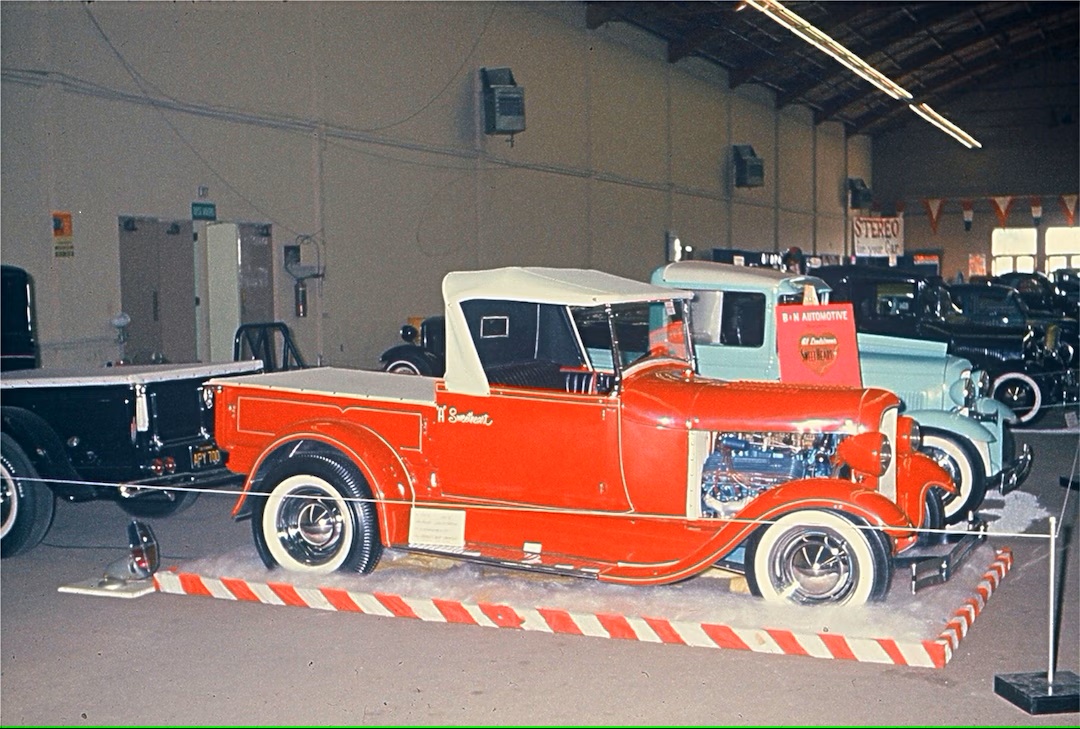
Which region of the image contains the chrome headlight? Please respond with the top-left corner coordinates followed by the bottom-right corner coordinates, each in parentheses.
top-left (954, 368), bottom-right (990, 408)
top-left (836, 431), bottom-right (891, 477)
top-left (898, 415), bottom-right (922, 452)
top-left (950, 369), bottom-right (972, 407)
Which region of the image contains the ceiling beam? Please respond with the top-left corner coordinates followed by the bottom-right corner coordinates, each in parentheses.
top-left (774, 2), bottom-right (973, 108)
top-left (848, 29), bottom-right (1078, 135)
top-left (728, 1), bottom-right (870, 89)
top-left (810, 3), bottom-right (1069, 125)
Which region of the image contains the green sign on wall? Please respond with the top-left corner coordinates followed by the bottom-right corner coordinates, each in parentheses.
top-left (191, 202), bottom-right (217, 221)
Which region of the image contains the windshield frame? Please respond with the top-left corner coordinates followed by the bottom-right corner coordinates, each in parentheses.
top-left (570, 298), bottom-right (696, 394)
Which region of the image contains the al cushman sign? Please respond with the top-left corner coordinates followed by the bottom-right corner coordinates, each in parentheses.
top-left (852, 216), bottom-right (904, 257)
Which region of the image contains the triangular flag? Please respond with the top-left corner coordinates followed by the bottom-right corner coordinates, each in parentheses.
top-left (1061, 194), bottom-right (1078, 226)
top-left (991, 196), bottom-right (1013, 227)
top-left (923, 198), bottom-right (944, 234)
top-left (962, 200), bottom-right (974, 232)
top-left (1031, 196), bottom-right (1043, 227)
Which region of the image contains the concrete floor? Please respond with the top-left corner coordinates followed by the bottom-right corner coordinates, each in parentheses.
top-left (2, 415), bottom-right (1078, 725)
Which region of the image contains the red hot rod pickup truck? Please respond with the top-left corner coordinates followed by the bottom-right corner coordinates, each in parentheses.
top-left (209, 267), bottom-right (981, 606)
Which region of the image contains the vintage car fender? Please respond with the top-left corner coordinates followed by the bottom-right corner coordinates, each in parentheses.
top-left (905, 407), bottom-right (995, 471)
top-left (894, 451), bottom-right (955, 527)
top-left (586, 478), bottom-right (918, 587)
top-left (231, 418), bottom-right (417, 542)
top-left (720, 477), bottom-right (917, 549)
top-left (0, 405), bottom-right (91, 500)
top-left (907, 408), bottom-right (995, 446)
top-left (379, 343), bottom-right (443, 376)
top-left (638, 478), bottom-right (921, 585)
top-left (970, 394), bottom-right (1015, 422)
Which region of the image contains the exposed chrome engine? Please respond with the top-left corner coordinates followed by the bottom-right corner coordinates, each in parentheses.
top-left (700, 431), bottom-right (841, 517)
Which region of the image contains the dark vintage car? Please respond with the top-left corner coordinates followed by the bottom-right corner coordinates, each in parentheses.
top-left (950, 282), bottom-right (1079, 365)
top-left (1051, 268), bottom-right (1079, 318)
top-left (996, 270), bottom-right (1078, 320)
top-left (810, 265), bottom-right (1076, 425)
top-left (1, 265), bottom-right (39, 372)
top-left (380, 316), bottom-right (446, 376)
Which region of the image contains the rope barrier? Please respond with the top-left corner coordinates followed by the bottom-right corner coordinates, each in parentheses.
top-left (14, 472), bottom-right (1070, 541)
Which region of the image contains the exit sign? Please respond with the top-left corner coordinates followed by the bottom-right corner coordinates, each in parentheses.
top-left (191, 202), bottom-right (217, 221)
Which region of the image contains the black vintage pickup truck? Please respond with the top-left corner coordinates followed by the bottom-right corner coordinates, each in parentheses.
top-left (1, 264), bottom-right (262, 557)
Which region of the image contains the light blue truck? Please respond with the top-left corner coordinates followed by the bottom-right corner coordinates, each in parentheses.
top-left (651, 261), bottom-right (1032, 523)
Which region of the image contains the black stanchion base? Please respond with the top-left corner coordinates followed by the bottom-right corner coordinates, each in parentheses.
top-left (994, 671), bottom-right (1080, 714)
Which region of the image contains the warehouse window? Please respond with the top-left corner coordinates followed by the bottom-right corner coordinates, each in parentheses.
top-left (991, 228), bottom-right (1036, 275)
top-left (1044, 227), bottom-right (1080, 272)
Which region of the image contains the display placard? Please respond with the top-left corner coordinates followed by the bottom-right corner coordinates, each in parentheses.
top-left (853, 216), bottom-right (904, 257)
top-left (776, 303), bottom-right (861, 387)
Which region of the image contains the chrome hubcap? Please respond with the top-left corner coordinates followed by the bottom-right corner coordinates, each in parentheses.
top-left (772, 528), bottom-right (854, 603)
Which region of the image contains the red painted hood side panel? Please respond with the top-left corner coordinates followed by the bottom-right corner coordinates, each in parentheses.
top-left (620, 364), bottom-right (897, 434)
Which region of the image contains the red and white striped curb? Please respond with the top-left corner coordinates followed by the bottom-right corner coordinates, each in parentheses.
top-left (934, 547), bottom-right (1013, 662)
top-left (153, 547), bottom-right (1012, 669)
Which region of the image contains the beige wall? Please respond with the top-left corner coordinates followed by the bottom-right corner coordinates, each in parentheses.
top-left (1, 1), bottom-right (868, 369)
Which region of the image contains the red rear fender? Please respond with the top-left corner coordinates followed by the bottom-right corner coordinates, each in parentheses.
top-left (232, 419), bottom-right (417, 540)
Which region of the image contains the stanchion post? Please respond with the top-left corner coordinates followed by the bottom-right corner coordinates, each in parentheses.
top-left (1047, 515), bottom-right (1056, 688)
top-left (993, 515), bottom-right (1079, 714)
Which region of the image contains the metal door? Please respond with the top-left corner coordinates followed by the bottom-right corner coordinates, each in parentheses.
top-left (118, 217), bottom-right (197, 363)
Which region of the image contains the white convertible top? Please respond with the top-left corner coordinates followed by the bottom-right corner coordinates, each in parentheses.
top-left (443, 267), bottom-right (689, 308)
top-left (442, 267), bottom-right (691, 396)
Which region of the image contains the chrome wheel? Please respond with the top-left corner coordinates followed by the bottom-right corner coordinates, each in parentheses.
top-left (264, 475), bottom-right (352, 571)
top-left (993, 373), bottom-right (1042, 424)
top-left (748, 509), bottom-right (890, 606)
top-left (0, 433), bottom-right (55, 557)
top-left (252, 452), bottom-right (382, 575)
top-left (770, 528), bottom-right (854, 602)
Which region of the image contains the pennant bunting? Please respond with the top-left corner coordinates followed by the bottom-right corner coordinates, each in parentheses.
top-left (923, 198), bottom-right (944, 234)
top-left (1061, 194), bottom-right (1077, 226)
top-left (1030, 196), bottom-right (1042, 227)
top-left (990, 196), bottom-right (1013, 227)
top-left (962, 200), bottom-right (974, 232)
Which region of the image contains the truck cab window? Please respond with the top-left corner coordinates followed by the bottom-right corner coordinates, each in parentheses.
top-left (718, 292), bottom-right (765, 348)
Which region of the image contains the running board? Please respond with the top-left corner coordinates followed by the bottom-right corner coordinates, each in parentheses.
top-left (895, 519), bottom-right (988, 594)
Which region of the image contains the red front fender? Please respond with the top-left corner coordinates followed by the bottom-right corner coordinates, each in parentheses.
top-left (895, 451), bottom-right (955, 530)
top-left (719, 476), bottom-right (917, 549)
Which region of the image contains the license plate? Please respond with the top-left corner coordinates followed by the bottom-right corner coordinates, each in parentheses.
top-left (191, 444), bottom-right (223, 470)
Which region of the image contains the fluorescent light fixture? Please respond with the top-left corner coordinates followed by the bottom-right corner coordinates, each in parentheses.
top-left (742, 0), bottom-right (912, 100)
top-left (909, 103), bottom-right (983, 149)
top-left (741, 1), bottom-right (981, 149)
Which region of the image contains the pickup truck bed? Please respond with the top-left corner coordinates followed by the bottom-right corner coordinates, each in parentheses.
top-left (2, 359), bottom-right (263, 557)
top-left (217, 367), bottom-right (437, 404)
